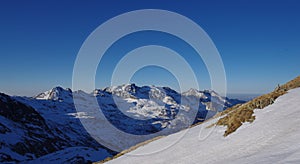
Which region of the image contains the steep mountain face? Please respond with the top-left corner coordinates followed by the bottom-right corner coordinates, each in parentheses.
top-left (0, 93), bottom-right (66, 162)
top-left (0, 92), bottom-right (113, 163)
top-left (0, 84), bottom-right (244, 163)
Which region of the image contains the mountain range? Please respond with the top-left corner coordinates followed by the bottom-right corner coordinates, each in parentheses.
top-left (0, 84), bottom-right (244, 163)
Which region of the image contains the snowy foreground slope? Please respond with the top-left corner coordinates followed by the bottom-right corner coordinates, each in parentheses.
top-left (107, 88), bottom-right (300, 164)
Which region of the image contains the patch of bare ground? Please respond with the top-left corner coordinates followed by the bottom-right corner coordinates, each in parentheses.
top-left (213, 76), bottom-right (300, 136)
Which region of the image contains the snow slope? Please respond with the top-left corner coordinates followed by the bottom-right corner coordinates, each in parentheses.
top-left (107, 88), bottom-right (300, 164)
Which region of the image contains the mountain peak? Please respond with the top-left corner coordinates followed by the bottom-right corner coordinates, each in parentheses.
top-left (182, 88), bottom-right (205, 97)
top-left (0, 92), bottom-right (11, 103)
top-left (35, 86), bottom-right (72, 101)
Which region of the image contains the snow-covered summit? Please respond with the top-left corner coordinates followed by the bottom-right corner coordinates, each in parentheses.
top-left (102, 84), bottom-right (138, 98)
top-left (183, 88), bottom-right (205, 97)
top-left (35, 86), bottom-right (72, 101)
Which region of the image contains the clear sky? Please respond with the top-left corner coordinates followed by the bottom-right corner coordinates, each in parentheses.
top-left (0, 0), bottom-right (299, 96)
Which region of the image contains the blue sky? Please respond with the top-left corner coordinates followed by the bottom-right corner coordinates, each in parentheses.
top-left (0, 0), bottom-right (299, 96)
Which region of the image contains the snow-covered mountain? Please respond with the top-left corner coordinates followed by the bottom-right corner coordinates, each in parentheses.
top-left (104, 76), bottom-right (300, 164)
top-left (0, 91), bottom-right (114, 163)
top-left (0, 84), bottom-right (244, 163)
top-left (35, 86), bottom-right (72, 101)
